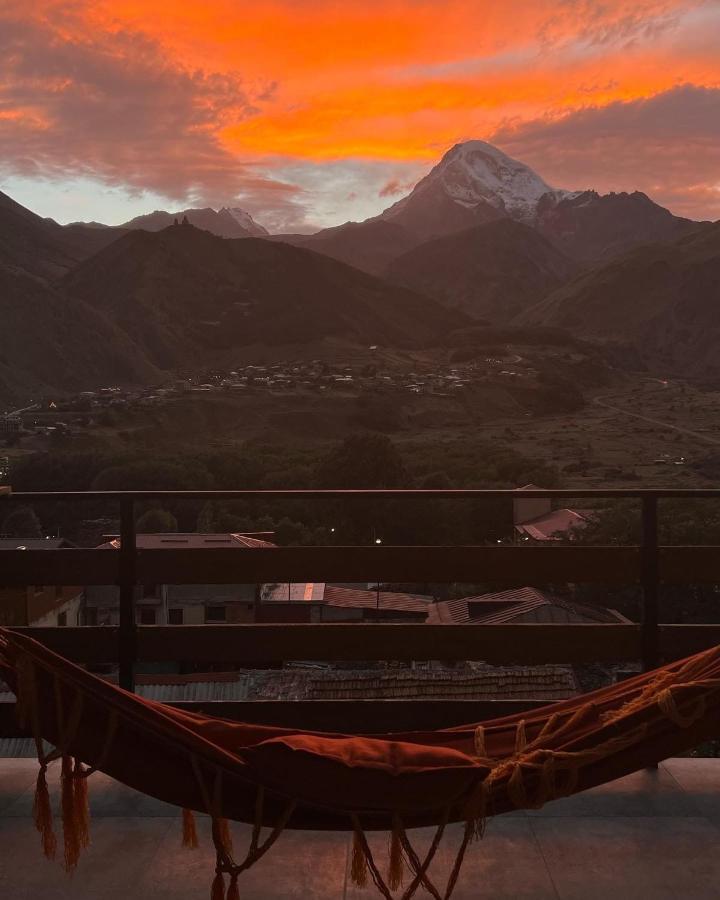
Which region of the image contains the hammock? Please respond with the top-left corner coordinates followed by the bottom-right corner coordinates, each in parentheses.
top-left (2, 628), bottom-right (720, 900)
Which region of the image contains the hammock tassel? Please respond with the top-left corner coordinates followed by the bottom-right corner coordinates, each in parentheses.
top-left (218, 817), bottom-right (233, 856)
top-left (227, 873), bottom-right (241, 900)
top-left (515, 720), bottom-right (527, 755)
top-left (211, 871), bottom-right (226, 900)
top-left (351, 828), bottom-right (368, 887)
top-left (182, 808), bottom-right (199, 849)
top-left (473, 724), bottom-right (487, 758)
top-left (73, 759), bottom-right (90, 850)
top-left (388, 815), bottom-right (404, 890)
top-left (33, 764), bottom-right (57, 860)
top-left (61, 755), bottom-right (82, 872)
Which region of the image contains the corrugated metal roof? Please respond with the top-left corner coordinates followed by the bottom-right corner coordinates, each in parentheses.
top-left (0, 738), bottom-right (40, 758)
top-left (322, 586), bottom-right (431, 614)
top-left (428, 587), bottom-right (625, 625)
top-left (134, 678), bottom-right (249, 702)
top-left (98, 533), bottom-right (276, 549)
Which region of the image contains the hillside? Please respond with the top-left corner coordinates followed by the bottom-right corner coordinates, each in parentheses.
top-left (0, 265), bottom-right (159, 404)
top-left (0, 191), bottom-right (123, 281)
top-left (386, 219), bottom-right (576, 321)
top-left (278, 219), bottom-right (418, 276)
top-left (520, 222), bottom-right (720, 378)
top-left (61, 223), bottom-right (465, 368)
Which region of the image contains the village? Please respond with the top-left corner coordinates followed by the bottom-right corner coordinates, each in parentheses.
top-left (0, 351), bottom-right (546, 439)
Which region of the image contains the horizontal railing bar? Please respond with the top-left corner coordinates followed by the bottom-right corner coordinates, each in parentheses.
top-left (8, 624), bottom-right (718, 668)
top-left (6, 627), bottom-right (119, 663)
top-left (0, 545), bottom-right (641, 585)
top-left (659, 548), bottom-right (720, 583)
top-left (136, 623), bottom-right (642, 664)
top-left (9, 623), bottom-right (641, 664)
top-left (136, 546), bottom-right (641, 585)
top-left (0, 549), bottom-right (119, 585)
top-left (4, 488), bottom-right (720, 501)
top-left (5, 545), bottom-right (720, 585)
top-left (659, 624), bottom-right (720, 656)
top-left (0, 698), bottom-right (551, 738)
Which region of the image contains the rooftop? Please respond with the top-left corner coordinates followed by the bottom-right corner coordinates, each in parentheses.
top-left (2, 758), bottom-right (720, 898)
top-left (99, 532), bottom-right (276, 549)
top-left (428, 587), bottom-right (627, 625)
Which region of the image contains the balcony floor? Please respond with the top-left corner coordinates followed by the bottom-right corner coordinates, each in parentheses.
top-left (1, 758), bottom-right (720, 899)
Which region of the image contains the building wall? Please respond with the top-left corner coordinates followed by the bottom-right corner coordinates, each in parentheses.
top-left (0, 585), bottom-right (83, 626)
top-left (0, 587), bottom-right (29, 626)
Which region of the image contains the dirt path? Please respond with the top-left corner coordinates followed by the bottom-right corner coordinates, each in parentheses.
top-left (592, 396), bottom-right (720, 447)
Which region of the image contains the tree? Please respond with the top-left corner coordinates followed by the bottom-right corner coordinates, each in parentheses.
top-left (135, 508), bottom-right (178, 534)
top-left (316, 433), bottom-right (408, 488)
top-left (1, 505), bottom-right (42, 538)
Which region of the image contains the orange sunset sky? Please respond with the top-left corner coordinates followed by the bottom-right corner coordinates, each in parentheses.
top-left (1, 0), bottom-right (719, 231)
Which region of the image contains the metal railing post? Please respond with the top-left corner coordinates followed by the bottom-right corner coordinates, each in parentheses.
top-left (641, 494), bottom-right (660, 671)
top-left (118, 497), bottom-right (137, 691)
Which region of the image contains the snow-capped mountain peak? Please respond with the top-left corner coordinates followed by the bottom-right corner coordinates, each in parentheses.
top-left (426, 140), bottom-right (571, 220)
top-left (381, 140), bottom-right (575, 237)
top-left (222, 207), bottom-right (269, 236)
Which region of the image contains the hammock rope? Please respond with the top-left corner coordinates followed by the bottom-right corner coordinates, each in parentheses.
top-left (2, 627), bottom-right (720, 899)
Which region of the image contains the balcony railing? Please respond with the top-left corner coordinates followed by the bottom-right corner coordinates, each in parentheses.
top-left (3, 488), bottom-right (720, 735)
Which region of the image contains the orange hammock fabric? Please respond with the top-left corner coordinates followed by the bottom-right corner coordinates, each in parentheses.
top-left (2, 627), bottom-right (720, 900)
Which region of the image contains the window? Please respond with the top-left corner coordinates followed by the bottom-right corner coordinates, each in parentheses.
top-left (85, 608), bottom-right (98, 626)
top-left (57, 611), bottom-right (67, 627)
top-left (139, 607), bottom-right (157, 625)
top-left (205, 605), bottom-right (226, 622)
top-left (168, 608), bottom-right (184, 625)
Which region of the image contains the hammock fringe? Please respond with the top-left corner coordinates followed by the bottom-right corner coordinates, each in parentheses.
top-left (5, 630), bottom-right (720, 900)
top-left (388, 814), bottom-right (405, 890)
top-left (32, 765), bottom-right (57, 860)
top-left (183, 808), bottom-right (200, 849)
top-left (351, 827), bottom-right (368, 887)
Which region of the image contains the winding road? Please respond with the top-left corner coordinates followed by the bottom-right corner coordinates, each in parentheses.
top-left (593, 396), bottom-right (720, 447)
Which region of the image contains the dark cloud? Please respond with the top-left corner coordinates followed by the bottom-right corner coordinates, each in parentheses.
top-left (0, 13), bottom-right (311, 231)
top-left (491, 85), bottom-right (720, 220)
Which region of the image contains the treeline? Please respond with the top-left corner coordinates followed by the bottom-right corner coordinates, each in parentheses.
top-left (4, 432), bottom-right (559, 547)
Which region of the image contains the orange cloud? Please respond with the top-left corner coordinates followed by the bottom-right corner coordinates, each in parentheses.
top-left (1, 0), bottom-right (719, 225)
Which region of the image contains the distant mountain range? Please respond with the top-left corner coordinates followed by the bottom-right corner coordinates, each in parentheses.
top-left (279, 141), bottom-right (702, 275)
top-left (1, 138), bottom-right (717, 402)
top-left (120, 206), bottom-right (269, 238)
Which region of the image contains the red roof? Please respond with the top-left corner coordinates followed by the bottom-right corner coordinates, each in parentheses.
top-left (322, 585), bottom-right (430, 614)
top-left (428, 587), bottom-right (627, 625)
top-left (515, 508), bottom-right (589, 541)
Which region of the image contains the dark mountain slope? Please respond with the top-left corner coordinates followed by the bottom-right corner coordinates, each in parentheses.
top-left (0, 265), bottom-right (159, 403)
top-left (386, 219), bottom-right (576, 321)
top-left (61, 223), bottom-right (465, 368)
top-left (277, 219), bottom-right (419, 276)
top-left (0, 190), bottom-right (123, 281)
top-left (520, 222), bottom-right (720, 377)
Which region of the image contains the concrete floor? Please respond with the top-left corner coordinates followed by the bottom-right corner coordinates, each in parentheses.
top-left (1, 758), bottom-right (720, 899)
